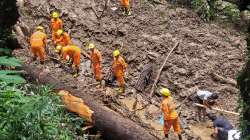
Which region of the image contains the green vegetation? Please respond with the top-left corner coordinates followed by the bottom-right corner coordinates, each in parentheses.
top-left (0, 83), bottom-right (87, 140)
top-left (190, 0), bottom-right (240, 21)
top-left (237, 26), bottom-right (250, 140)
top-left (0, 55), bottom-right (26, 84)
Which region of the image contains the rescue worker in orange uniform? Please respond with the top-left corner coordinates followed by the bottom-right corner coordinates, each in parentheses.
top-left (88, 43), bottom-right (103, 82)
top-left (161, 88), bottom-right (182, 140)
top-left (51, 11), bottom-right (63, 43)
top-left (30, 26), bottom-right (47, 64)
top-left (57, 44), bottom-right (81, 77)
top-left (111, 50), bottom-right (128, 93)
top-left (54, 29), bottom-right (72, 47)
top-left (121, 0), bottom-right (131, 16)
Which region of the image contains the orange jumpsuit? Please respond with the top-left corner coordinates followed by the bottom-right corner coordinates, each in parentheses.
top-left (161, 96), bottom-right (181, 135)
top-left (112, 56), bottom-right (127, 88)
top-left (62, 45), bottom-right (81, 68)
top-left (51, 18), bottom-right (63, 43)
top-left (30, 31), bottom-right (47, 62)
top-left (121, 0), bottom-right (130, 8)
top-left (54, 32), bottom-right (72, 47)
top-left (90, 49), bottom-right (102, 81)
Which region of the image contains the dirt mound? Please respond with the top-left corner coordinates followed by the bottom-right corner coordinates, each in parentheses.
top-left (15, 0), bottom-right (246, 139)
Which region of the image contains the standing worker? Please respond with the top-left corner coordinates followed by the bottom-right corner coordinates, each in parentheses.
top-left (121, 0), bottom-right (131, 16)
top-left (54, 29), bottom-right (72, 47)
top-left (191, 90), bottom-right (219, 121)
top-left (61, 44), bottom-right (81, 77)
top-left (89, 43), bottom-right (103, 83)
top-left (161, 88), bottom-right (182, 140)
top-left (51, 11), bottom-right (63, 44)
top-left (112, 50), bottom-right (128, 93)
top-left (30, 26), bottom-right (47, 64)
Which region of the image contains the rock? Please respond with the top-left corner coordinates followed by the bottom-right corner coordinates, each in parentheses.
top-left (175, 68), bottom-right (188, 75)
top-left (146, 105), bottom-right (159, 115)
top-left (16, 0), bottom-right (24, 8)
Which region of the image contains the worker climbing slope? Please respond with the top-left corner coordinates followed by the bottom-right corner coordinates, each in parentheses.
top-left (161, 88), bottom-right (182, 140)
top-left (30, 26), bottom-right (47, 64)
top-left (88, 43), bottom-right (103, 83)
top-left (111, 50), bottom-right (128, 93)
top-left (54, 29), bottom-right (72, 47)
top-left (61, 44), bottom-right (81, 77)
top-left (120, 0), bottom-right (131, 16)
top-left (51, 11), bottom-right (63, 44)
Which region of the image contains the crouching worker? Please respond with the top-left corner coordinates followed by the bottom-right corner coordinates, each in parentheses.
top-left (191, 90), bottom-right (219, 121)
top-left (161, 88), bottom-right (182, 140)
top-left (54, 29), bottom-right (72, 47)
top-left (30, 26), bottom-right (47, 64)
top-left (59, 45), bottom-right (81, 77)
top-left (207, 113), bottom-right (233, 140)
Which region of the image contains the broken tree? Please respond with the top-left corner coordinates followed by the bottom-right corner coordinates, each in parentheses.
top-left (22, 64), bottom-right (159, 140)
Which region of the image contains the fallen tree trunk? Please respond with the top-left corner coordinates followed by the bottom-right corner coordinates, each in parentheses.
top-left (22, 64), bottom-right (158, 140)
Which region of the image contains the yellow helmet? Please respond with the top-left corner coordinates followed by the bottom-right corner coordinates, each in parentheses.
top-left (160, 88), bottom-right (171, 97)
top-left (88, 43), bottom-right (95, 49)
top-left (52, 11), bottom-right (59, 18)
top-left (36, 26), bottom-right (44, 32)
top-left (113, 50), bottom-right (120, 57)
top-left (55, 45), bottom-right (62, 53)
top-left (56, 29), bottom-right (64, 36)
top-left (61, 46), bottom-right (67, 53)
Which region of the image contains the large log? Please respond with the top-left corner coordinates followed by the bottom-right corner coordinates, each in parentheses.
top-left (22, 64), bottom-right (158, 140)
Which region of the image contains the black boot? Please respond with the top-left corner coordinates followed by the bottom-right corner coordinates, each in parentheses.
top-left (178, 134), bottom-right (182, 140)
top-left (40, 61), bottom-right (44, 65)
top-left (165, 134), bottom-right (168, 138)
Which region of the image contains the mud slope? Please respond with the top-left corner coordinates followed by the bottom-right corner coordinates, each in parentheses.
top-left (15, 0), bottom-right (246, 139)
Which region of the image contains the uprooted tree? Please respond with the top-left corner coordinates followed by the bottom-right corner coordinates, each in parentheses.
top-left (237, 24), bottom-right (250, 140)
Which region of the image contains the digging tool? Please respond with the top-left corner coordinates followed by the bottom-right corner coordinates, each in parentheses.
top-left (150, 42), bottom-right (179, 97)
top-left (194, 103), bottom-right (240, 116)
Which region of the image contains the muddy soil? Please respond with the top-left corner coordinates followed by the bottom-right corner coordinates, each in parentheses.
top-left (14, 0), bottom-right (246, 139)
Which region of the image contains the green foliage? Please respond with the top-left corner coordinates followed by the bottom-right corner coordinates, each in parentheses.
top-left (0, 84), bottom-right (86, 140)
top-left (0, 71), bottom-right (26, 84)
top-left (0, 56), bottom-right (22, 67)
top-left (190, 0), bottom-right (240, 22)
top-left (0, 56), bottom-right (26, 84)
top-left (237, 27), bottom-right (250, 139)
top-left (191, 0), bottom-right (212, 21)
top-left (0, 47), bottom-right (12, 55)
top-left (213, 0), bottom-right (240, 21)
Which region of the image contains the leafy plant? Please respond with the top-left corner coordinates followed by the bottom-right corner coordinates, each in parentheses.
top-left (0, 56), bottom-right (26, 84)
top-left (237, 32), bottom-right (250, 140)
top-left (0, 56), bottom-right (22, 67)
top-left (0, 84), bottom-right (87, 140)
top-left (0, 70), bottom-right (25, 84)
top-left (191, 0), bottom-right (212, 21)
top-left (0, 47), bottom-right (12, 55)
